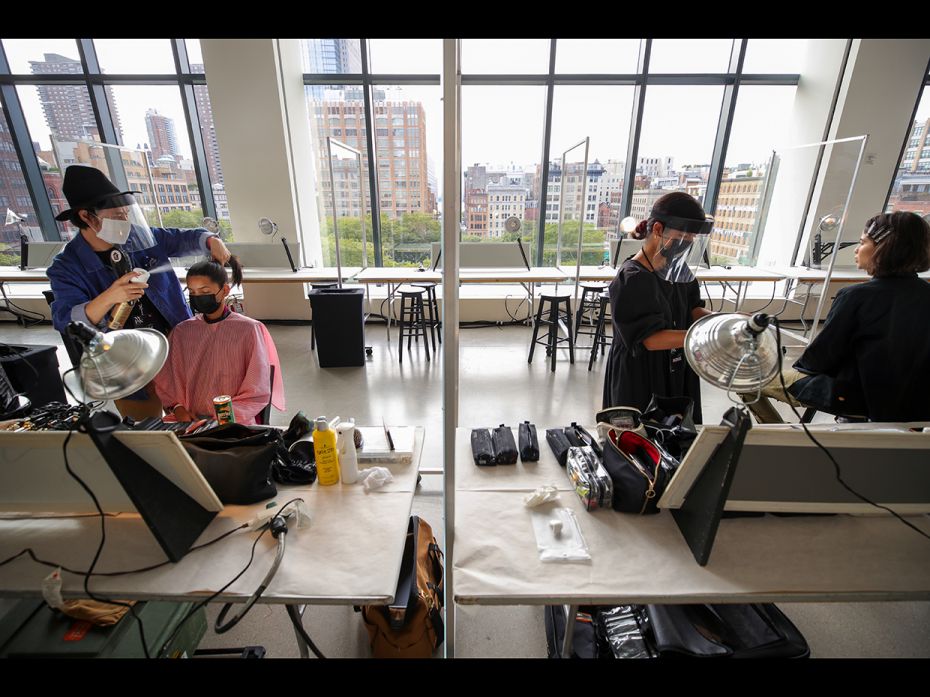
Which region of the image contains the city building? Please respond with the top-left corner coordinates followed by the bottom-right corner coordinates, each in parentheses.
top-left (302, 39), bottom-right (361, 75)
top-left (637, 155), bottom-right (673, 179)
top-left (544, 160), bottom-right (605, 224)
top-left (710, 175), bottom-right (764, 264)
top-left (465, 189), bottom-right (488, 236)
top-left (145, 108), bottom-right (180, 163)
top-left (190, 64), bottom-right (225, 189)
top-left (0, 116), bottom-right (38, 245)
top-left (29, 53), bottom-right (121, 143)
top-left (887, 118), bottom-right (930, 214)
top-left (309, 88), bottom-right (432, 220)
top-left (887, 172), bottom-right (930, 215)
top-left (486, 182), bottom-right (526, 238)
top-left (630, 188), bottom-right (667, 222)
top-left (899, 118), bottom-right (930, 174)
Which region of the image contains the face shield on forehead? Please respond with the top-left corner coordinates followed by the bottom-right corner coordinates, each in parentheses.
top-left (94, 194), bottom-right (157, 254)
top-left (647, 211), bottom-right (713, 283)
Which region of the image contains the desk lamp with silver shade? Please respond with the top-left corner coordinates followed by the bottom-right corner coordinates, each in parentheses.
top-left (64, 320), bottom-right (217, 562)
top-left (811, 210), bottom-right (857, 268)
top-left (672, 311), bottom-right (783, 565)
top-left (201, 216), bottom-right (220, 235)
top-left (258, 216), bottom-right (299, 273)
top-left (504, 216), bottom-right (532, 270)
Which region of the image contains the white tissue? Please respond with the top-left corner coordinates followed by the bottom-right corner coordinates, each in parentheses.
top-left (358, 467), bottom-right (394, 492)
top-left (523, 485), bottom-right (561, 508)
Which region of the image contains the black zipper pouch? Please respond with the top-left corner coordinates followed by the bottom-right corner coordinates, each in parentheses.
top-left (491, 424), bottom-right (518, 464)
top-left (518, 421), bottom-right (539, 462)
top-left (470, 428), bottom-right (495, 466)
top-left (568, 422), bottom-right (603, 459)
top-left (563, 427), bottom-right (584, 448)
top-left (546, 428), bottom-right (573, 467)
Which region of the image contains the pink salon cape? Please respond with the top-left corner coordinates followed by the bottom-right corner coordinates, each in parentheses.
top-left (154, 310), bottom-right (286, 425)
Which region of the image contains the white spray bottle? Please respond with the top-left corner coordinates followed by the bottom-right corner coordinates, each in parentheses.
top-left (336, 419), bottom-right (359, 484)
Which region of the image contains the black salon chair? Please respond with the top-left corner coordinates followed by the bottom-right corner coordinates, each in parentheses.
top-left (42, 290), bottom-right (84, 368)
top-left (255, 365), bottom-right (275, 425)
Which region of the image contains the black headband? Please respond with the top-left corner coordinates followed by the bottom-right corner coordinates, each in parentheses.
top-left (650, 210), bottom-right (714, 235)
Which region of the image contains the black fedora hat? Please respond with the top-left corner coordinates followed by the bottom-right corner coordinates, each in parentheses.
top-left (54, 165), bottom-right (142, 222)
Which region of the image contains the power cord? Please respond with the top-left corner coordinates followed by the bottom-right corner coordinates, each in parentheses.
top-left (770, 316), bottom-right (930, 542)
top-left (503, 293), bottom-right (532, 324)
top-left (61, 422), bottom-right (152, 658)
top-left (753, 281), bottom-right (779, 315)
top-left (213, 501), bottom-right (301, 634)
top-left (56, 351), bottom-right (157, 657)
top-left (156, 525), bottom-right (271, 657)
top-left (701, 281), bottom-right (715, 312)
top-left (0, 298), bottom-right (44, 327)
top-left (156, 498), bottom-right (309, 658)
top-left (0, 523), bottom-right (248, 576)
top-left (286, 604), bottom-right (327, 659)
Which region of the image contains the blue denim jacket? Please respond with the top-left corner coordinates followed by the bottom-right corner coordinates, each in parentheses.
top-left (48, 226), bottom-right (214, 333)
top-left (48, 227), bottom-right (214, 399)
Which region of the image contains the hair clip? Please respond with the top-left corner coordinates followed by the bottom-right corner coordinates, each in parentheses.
top-left (867, 223), bottom-right (893, 244)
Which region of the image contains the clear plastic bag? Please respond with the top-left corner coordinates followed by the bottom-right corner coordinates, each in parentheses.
top-left (598, 605), bottom-right (657, 659)
top-left (530, 506), bottom-right (591, 563)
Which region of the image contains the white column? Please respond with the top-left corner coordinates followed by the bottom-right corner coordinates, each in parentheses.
top-left (200, 39), bottom-right (320, 320)
top-left (441, 38), bottom-right (461, 659)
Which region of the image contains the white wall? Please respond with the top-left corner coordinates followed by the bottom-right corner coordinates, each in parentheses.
top-left (822, 39), bottom-right (930, 267)
top-left (756, 40), bottom-right (849, 270)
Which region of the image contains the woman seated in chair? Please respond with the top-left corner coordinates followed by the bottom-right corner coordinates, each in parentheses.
top-left (755, 211), bottom-right (930, 423)
top-left (154, 256), bottom-right (285, 425)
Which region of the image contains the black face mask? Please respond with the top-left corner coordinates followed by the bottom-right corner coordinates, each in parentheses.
top-left (189, 291), bottom-right (223, 315)
top-left (659, 238), bottom-right (693, 259)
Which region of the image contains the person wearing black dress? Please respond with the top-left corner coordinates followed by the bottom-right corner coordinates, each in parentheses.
top-left (603, 192), bottom-right (714, 423)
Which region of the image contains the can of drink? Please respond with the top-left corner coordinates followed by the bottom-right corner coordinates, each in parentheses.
top-left (213, 395), bottom-right (235, 424)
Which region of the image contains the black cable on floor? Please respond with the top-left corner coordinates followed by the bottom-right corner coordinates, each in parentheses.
top-left (285, 604), bottom-right (327, 659)
top-left (156, 527), bottom-right (270, 658)
top-left (62, 424), bottom-right (152, 659)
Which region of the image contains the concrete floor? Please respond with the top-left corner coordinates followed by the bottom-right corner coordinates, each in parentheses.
top-left (2, 319), bottom-right (928, 658)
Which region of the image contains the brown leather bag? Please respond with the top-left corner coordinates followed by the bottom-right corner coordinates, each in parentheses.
top-left (361, 516), bottom-right (444, 658)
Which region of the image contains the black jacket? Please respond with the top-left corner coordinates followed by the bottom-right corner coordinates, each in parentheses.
top-left (789, 275), bottom-right (930, 421)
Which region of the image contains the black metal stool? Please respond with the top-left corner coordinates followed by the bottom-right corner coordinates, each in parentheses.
top-left (308, 282), bottom-right (339, 351)
top-left (587, 293), bottom-right (613, 371)
top-left (574, 283), bottom-right (607, 344)
top-left (397, 285), bottom-right (431, 363)
top-left (410, 281), bottom-right (441, 352)
top-left (528, 293), bottom-right (574, 372)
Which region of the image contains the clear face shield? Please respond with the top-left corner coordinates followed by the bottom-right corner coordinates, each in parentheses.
top-left (92, 194), bottom-right (157, 255)
top-left (644, 213), bottom-right (713, 283)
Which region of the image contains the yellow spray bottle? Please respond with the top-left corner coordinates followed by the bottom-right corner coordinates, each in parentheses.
top-left (313, 416), bottom-right (340, 486)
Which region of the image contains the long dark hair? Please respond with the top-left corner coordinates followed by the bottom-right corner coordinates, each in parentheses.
top-left (187, 255), bottom-right (244, 287)
top-left (631, 191), bottom-right (706, 240)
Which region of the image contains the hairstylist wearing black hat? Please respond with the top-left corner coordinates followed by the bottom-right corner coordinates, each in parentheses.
top-left (749, 211), bottom-right (930, 423)
top-left (47, 165), bottom-right (231, 419)
top-left (602, 192), bottom-right (715, 422)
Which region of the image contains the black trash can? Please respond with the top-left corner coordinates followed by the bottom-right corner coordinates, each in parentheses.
top-left (0, 344), bottom-right (67, 408)
top-left (308, 287), bottom-right (366, 368)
